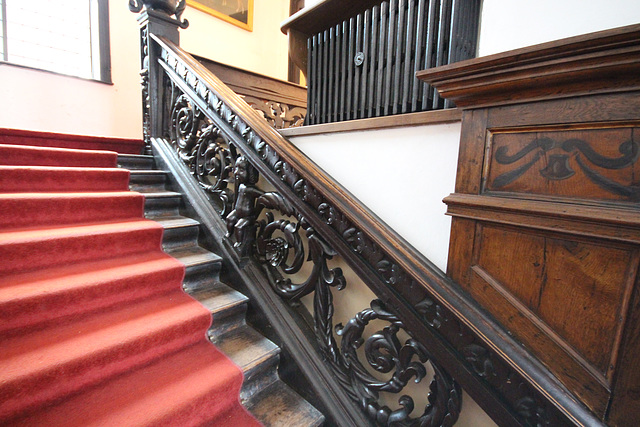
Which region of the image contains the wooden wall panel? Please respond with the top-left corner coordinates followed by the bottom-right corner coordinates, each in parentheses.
top-left (420, 24), bottom-right (640, 424)
top-left (484, 126), bottom-right (640, 202)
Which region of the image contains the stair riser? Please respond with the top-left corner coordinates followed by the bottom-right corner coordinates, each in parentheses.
top-left (0, 226), bottom-right (163, 275)
top-left (117, 155), bottom-right (155, 170)
top-left (240, 355), bottom-right (280, 403)
top-left (0, 167), bottom-right (130, 193)
top-left (183, 260), bottom-right (222, 286)
top-left (144, 196), bottom-right (182, 218)
top-left (0, 194), bottom-right (145, 230)
top-left (208, 310), bottom-right (248, 338)
top-left (0, 260), bottom-right (184, 338)
top-left (129, 172), bottom-right (168, 185)
top-left (161, 224), bottom-right (201, 250)
top-left (0, 144), bottom-right (117, 168)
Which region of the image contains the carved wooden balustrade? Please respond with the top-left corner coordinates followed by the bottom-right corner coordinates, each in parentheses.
top-left (130, 1), bottom-right (606, 426)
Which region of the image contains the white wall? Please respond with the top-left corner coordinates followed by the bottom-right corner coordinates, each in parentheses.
top-left (0, 0), bottom-right (291, 139)
top-left (0, 3), bottom-right (142, 138)
top-left (289, 122), bottom-right (460, 272)
top-left (479, 0), bottom-right (640, 56)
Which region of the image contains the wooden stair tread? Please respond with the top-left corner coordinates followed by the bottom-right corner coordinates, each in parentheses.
top-left (213, 324), bottom-right (280, 374)
top-left (245, 381), bottom-right (325, 427)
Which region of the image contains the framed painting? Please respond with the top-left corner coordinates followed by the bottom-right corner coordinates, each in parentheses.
top-left (186, 0), bottom-right (254, 31)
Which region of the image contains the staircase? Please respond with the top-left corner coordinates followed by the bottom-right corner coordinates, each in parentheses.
top-left (120, 152), bottom-right (324, 426)
top-left (0, 134), bottom-right (322, 426)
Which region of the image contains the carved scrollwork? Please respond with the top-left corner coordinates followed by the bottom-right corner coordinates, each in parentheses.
top-left (335, 299), bottom-right (461, 426)
top-left (243, 96), bottom-right (306, 129)
top-left (169, 92), bottom-right (235, 213)
top-left (160, 48), bottom-right (462, 426)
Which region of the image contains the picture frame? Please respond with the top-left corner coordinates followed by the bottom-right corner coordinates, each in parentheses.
top-left (186, 0), bottom-right (254, 32)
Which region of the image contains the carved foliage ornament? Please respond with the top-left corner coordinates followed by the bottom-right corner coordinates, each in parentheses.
top-left (157, 44), bottom-right (569, 426)
top-left (162, 50), bottom-right (460, 426)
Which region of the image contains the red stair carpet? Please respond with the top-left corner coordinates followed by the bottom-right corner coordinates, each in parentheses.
top-left (0, 130), bottom-right (261, 426)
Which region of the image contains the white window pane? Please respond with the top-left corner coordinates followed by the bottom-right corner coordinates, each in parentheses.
top-left (5, 0), bottom-right (92, 78)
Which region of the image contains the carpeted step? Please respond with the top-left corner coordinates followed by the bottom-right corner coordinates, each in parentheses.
top-left (0, 289), bottom-right (212, 421)
top-left (0, 166), bottom-right (130, 193)
top-left (0, 144), bottom-right (118, 168)
top-left (0, 219), bottom-right (163, 275)
top-left (14, 341), bottom-right (259, 426)
top-left (0, 138), bottom-right (261, 426)
top-left (0, 251), bottom-right (184, 338)
top-left (0, 192), bottom-right (145, 229)
top-left (0, 128), bottom-right (144, 154)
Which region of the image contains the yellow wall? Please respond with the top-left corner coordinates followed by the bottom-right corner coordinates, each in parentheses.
top-left (182, 1), bottom-right (290, 81)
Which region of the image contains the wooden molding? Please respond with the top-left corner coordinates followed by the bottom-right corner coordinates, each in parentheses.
top-left (417, 24), bottom-right (640, 108)
top-left (279, 108), bottom-right (461, 137)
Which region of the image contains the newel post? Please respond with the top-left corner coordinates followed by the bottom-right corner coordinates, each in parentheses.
top-left (129, 0), bottom-right (188, 149)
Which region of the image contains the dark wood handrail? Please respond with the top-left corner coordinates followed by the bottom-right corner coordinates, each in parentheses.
top-left (151, 32), bottom-right (602, 427)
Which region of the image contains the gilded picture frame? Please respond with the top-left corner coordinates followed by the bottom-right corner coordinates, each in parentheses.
top-left (186, 0), bottom-right (254, 32)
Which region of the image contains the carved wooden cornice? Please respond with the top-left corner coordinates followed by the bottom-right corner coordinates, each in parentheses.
top-left (417, 24), bottom-right (640, 108)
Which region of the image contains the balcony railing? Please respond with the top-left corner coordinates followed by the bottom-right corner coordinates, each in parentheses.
top-left (282, 0), bottom-right (481, 125)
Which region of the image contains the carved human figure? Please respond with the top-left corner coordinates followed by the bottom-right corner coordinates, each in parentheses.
top-left (226, 156), bottom-right (262, 255)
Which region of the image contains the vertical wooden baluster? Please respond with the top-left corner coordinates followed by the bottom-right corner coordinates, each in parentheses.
top-left (376, 1), bottom-right (388, 117)
top-left (384, 0), bottom-right (397, 116)
top-left (313, 34), bottom-right (320, 124)
top-left (309, 35), bottom-right (317, 124)
top-left (359, 9), bottom-right (370, 119)
top-left (433, 0), bottom-right (452, 109)
top-left (412, 0), bottom-right (427, 111)
top-left (314, 33), bottom-right (323, 124)
top-left (305, 36), bottom-right (313, 124)
top-left (401, 0), bottom-right (417, 113)
top-left (346, 17), bottom-right (355, 120)
top-left (340, 20), bottom-right (348, 122)
top-left (333, 24), bottom-right (341, 123)
top-left (367, 6), bottom-right (379, 118)
top-left (353, 13), bottom-right (363, 120)
top-left (392, 0), bottom-right (406, 114)
top-left (321, 29), bottom-right (329, 123)
top-left (422, 0), bottom-right (440, 110)
top-left (327, 26), bottom-right (335, 122)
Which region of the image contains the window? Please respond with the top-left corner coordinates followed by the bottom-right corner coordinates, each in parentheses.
top-left (0, 0), bottom-right (111, 82)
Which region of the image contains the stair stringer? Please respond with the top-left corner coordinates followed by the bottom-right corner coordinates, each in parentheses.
top-left (150, 137), bottom-right (372, 427)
